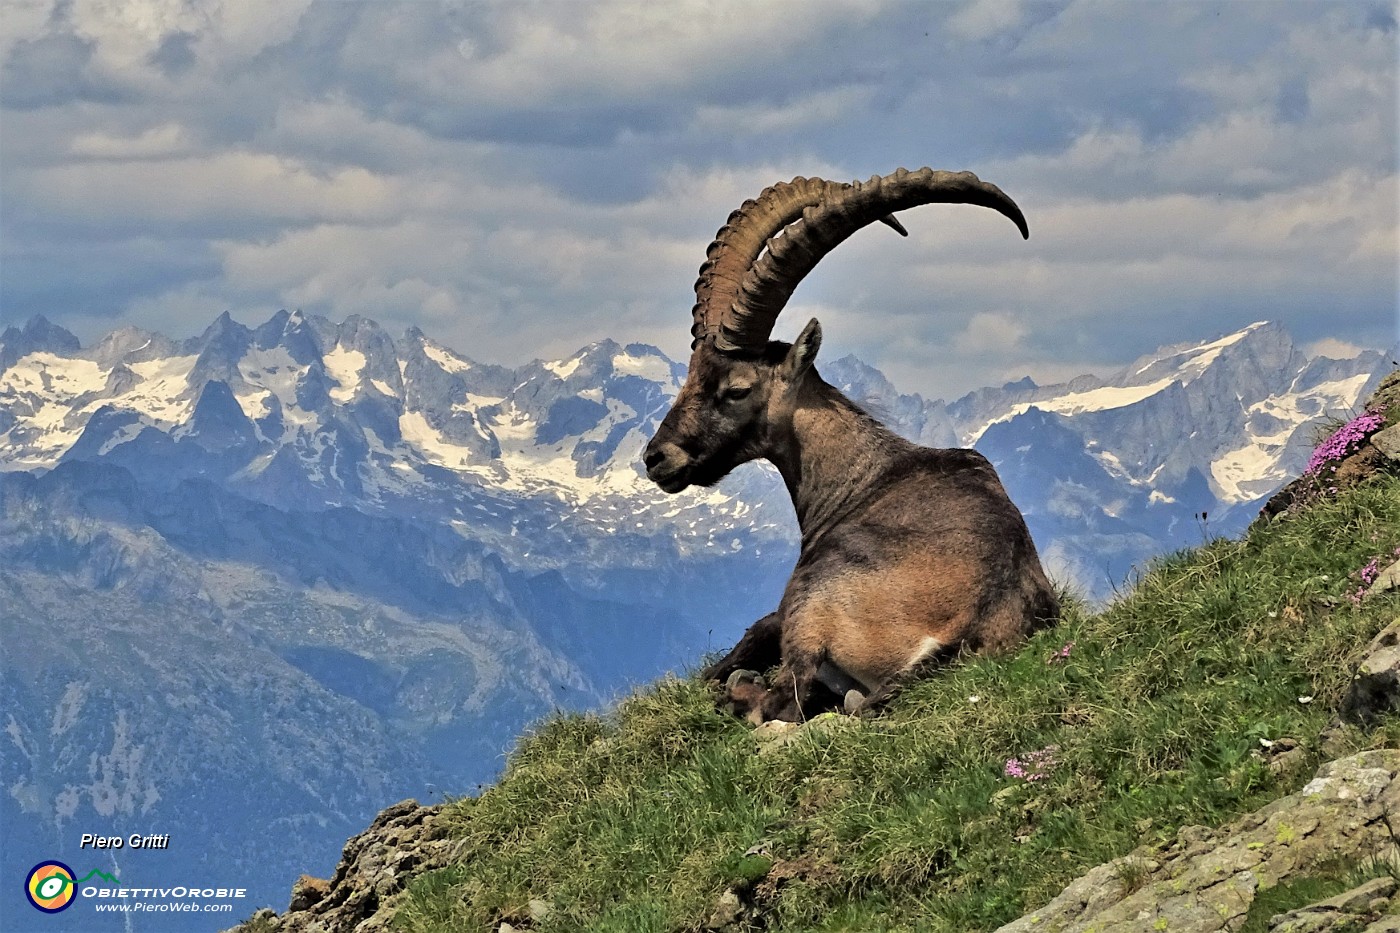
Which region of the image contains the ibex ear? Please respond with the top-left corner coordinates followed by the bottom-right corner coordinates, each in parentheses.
top-left (783, 318), bottom-right (822, 380)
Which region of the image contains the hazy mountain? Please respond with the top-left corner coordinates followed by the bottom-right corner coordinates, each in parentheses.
top-left (0, 311), bottom-right (1387, 928)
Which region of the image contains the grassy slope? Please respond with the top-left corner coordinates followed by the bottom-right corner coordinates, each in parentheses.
top-left (395, 472), bottom-right (1400, 933)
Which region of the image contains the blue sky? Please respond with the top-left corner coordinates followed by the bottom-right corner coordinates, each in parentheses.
top-left (1, 0), bottom-right (1396, 399)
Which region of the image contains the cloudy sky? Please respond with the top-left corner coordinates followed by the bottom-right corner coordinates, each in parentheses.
top-left (1, 0), bottom-right (1396, 400)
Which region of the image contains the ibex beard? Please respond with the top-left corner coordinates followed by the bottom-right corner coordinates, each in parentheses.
top-left (645, 168), bottom-right (1059, 724)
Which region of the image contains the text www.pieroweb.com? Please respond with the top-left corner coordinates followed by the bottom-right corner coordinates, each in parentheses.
top-left (85, 886), bottom-right (243, 914)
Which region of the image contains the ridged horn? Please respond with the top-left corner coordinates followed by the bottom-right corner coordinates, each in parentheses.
top-left (710, 167), bottom-right (1027, 353)
top-left (691, 176), bottom-right (884, 348)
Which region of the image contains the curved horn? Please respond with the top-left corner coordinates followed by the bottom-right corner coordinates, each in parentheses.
top-left (713, 167), bottom-right (1028, 353)
top-left (690, 176), bottom-right (845, 348)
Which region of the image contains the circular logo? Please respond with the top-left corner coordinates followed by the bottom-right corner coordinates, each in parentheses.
top-left (25, 861), bottom-right (77, 913)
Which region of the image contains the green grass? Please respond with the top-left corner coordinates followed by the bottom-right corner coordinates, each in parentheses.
top-left (394, 474), bottom-right (1400, 933)
top-left (1238, 856), bottom-right (1400, 932)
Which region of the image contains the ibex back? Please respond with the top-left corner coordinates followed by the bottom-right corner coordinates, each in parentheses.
top-left (643, 168), bottom-right (1059, 723)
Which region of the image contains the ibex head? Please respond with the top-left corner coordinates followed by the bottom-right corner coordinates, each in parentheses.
top-left (644, 319), bottom-right (822, 492)
top-left (643, 168), bottom-right (1028, 494)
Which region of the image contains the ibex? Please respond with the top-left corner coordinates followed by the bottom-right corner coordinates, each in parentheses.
top-left (643, 167), bottom-right (1059, 723)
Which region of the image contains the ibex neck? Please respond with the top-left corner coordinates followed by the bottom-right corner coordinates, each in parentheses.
top-left (766, 378), bottom-right (909, 546)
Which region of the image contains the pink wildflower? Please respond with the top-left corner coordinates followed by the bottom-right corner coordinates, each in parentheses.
top-left (1361, 558), bottom-right (1382, 587)
top-left (1004, 745), bottom-right (1060, 782)
top-left (1305, 410), bottom-right (1386, 476)
top-left (1351, 553), bottom-right (1395, 604)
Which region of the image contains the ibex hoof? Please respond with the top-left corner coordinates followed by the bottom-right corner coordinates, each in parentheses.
top-left (843, 689), bottom-right (867, 715)
top-left (724, 670), bottom-right (768, 721)
top-left (725, 669), bottom-right (764, 690)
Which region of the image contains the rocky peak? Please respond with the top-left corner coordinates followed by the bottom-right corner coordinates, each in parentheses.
top-left (0, 314), bottom-right (81, 369)
top-left (85, 325), bottom-right (175, 368)
top-left (188, 379), bottom-right (259, 451)
top-left (190, 311), bottom-right (255, 387)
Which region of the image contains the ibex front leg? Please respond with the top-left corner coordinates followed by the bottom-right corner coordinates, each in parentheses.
top-left (701, 611), bottom-right (782, 682)
top-left (727, 646), bottom-right (849, 724)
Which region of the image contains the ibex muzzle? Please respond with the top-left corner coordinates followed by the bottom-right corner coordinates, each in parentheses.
top-left (645, 168), bottom-right (1058, 723)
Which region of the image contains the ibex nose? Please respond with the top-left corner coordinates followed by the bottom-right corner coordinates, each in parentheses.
top-left (643, 440), bottom-right (689, 492)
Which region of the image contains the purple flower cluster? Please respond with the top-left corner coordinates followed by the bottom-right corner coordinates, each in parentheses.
top-left (1362, 558), bottom-right (1383, 587)
top-left (1349, 547), bottom-right (1400, 605)
top-left (1047, 641), bottom-right (1075, 664)
top-left (1004, 745), bottom-right (1059, 782)
top-left (1305, 409), bottom-right (1386, 475)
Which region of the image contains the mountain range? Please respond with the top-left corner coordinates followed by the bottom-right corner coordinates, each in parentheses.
top-left (0, 310), bottom-right (1389, 928)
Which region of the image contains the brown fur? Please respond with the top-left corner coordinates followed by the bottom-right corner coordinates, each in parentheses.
top-left (645, 321), bottom-right (1058, 722)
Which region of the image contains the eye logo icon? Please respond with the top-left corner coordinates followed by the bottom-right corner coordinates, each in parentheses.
top-left (25, 861), bottom-right (77, 913)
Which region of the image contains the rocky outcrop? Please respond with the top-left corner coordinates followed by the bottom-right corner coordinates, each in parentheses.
top-left (994, 751), bottom-right (1400, 933)
top-left (1343, 619), bottom-right (1400, 726)
top-left (226, 800), bottom-right (452, 933)
top-left (1268, 876), bottom-right (1398, 931)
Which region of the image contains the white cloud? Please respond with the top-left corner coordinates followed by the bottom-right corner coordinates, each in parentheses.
top-left (423, 0), bottom-right (884, 104)
top-left (690, 85), bottom-right (877, 138)
top-left (26, 152), bottom-right (400, 228)
top-left (61, 0), bottom-right (313, 81)
top-left (1303, 337), bottom-right (1370, 360)
top-left (953, 311), bottom-right (1028, 354)
top-left (946, 0), bottom-right (1028, 41)
top-left (69, 122), bottom-right (195, 159)
top-left (0, 0), bottom-right (55, 59)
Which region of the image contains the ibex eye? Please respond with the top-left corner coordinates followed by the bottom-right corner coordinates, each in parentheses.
top-left (721, 385), bottom-right (752, 402)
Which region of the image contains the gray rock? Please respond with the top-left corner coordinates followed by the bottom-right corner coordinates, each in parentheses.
top-left (751, 719), bottom-right (799, 744)
top-left (288, 875), bottom-right (330, 911)
top-left (1268, 875), bottom-right (1396, 931)
top-left (1370, 423), bottom-right (1400, 461)
top-left (225, 799), bottom-right (451, 933)
top-left (994, 751), bottom-right (1400, 933)
top-left (1342, 620), bottom-right (1400, 724)
top-left (1323, 875), bottom-right (1395, 911)
top-left (704, 889), bottom-right (745, 930)
top-left (1367, 560), bottom-right (1400, 598)
top-left (755, 712), bottom-right (858, 756)
top-left (1267, 746), bottom-right (1311, 777)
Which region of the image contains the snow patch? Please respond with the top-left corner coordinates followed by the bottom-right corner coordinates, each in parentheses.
top-left (612, 350), bottom-right (672, 383)
top-left (235, 388), bottom-right (273, 421)
top-left (544, 357), bottom-right (582, 380)
top-left (1134, 322), bottom-right (1268, 379)
top-left (97, 420), bottom-right (148, 455)
top-left (1208, 372), bottom-right (1374, 503)
top-left (399, 411), bottom-right (479, 470)
top-left (423, 344), bottom-right (472, 374)
top-left (3, 353), bottom-right (107, 397)
top-left (322, 346), bottom-right (366, 402)
top-left (1211, 441), bottom-right (1278, 503)
top-left (970, 378), bottom-right (1176, 442)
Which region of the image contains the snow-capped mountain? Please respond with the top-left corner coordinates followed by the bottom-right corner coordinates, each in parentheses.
top-left (0, 310), bottom-right (1388, 926)
top-left (1, 310), bottom-right (792, 566)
